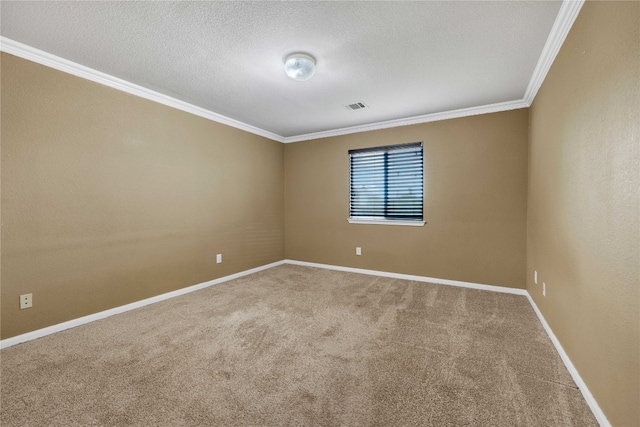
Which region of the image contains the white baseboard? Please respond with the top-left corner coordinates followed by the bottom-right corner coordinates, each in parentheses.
top-left (286, 259), bottom-right (608, 426)
top-left (284, 259), bottom-right (528, 295)
top-left (0, 260), bottom-right (286, 350)
top-left (1, 259), bottom-right (521, 350)
top-left (525, 294), bottom-right (610, 427)
top-left (0, 258), bottom-right (609, 426)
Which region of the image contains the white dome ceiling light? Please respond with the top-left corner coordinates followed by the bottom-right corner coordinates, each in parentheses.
top-left (284, 53), bottom-right (316, 81)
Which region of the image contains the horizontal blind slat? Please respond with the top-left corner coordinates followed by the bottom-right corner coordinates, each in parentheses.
top-left (350, 142), bottom-right (423, 221)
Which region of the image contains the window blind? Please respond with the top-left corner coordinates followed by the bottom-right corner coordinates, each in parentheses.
top-left (349, 142), bottom-right (423, 221)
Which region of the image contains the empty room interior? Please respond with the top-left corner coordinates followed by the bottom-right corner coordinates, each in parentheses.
top-left (0, 1), bottom-right (638, 426)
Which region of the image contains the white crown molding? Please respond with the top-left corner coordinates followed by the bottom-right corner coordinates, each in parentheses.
top-left (0, 37), bottom-right (285, 143)
top-left (523, 0), bottom-right (585, 105)
top-left (1, 1), bottom-right (581, 143)
top-left (282, 99), bottom-right (529, 143)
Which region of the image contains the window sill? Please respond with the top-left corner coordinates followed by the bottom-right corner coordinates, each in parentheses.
top-left (348, 218), bottom-right (426, 227)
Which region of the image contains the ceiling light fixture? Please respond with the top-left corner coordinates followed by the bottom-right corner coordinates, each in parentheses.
top-left (284, 53), bottom-right (316, 81)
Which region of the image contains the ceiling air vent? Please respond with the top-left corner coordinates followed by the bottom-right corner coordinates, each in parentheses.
top-left (345, 102), bottom-right (367, 111)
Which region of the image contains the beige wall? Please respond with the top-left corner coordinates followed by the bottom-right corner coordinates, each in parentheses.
top-left (0, 53), bottom-right (285, 339)
top-left (527, 2), bottom-right (639, 426)
top-left (2, 3), bottom-right (638, 422)
top-left (284, 110), bottom-right (528, 289)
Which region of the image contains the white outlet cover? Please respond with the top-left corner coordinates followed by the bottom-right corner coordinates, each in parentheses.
top-left (20, 293), bottom-right (33, 309)
top-left (543, 283), bottom-right (546, 296)
top-left (534, 270), bottom-right (537, 284)
top-left (356, 247), bottom-right (361, 256)
top-left (216, 254), bottom-right (222, 263)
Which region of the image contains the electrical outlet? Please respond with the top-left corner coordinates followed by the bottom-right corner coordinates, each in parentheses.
top-left (534, 270), bottom-right (537, 285)
top-left (20, 293), bottom-right (33, 309)
top-left (216, 254), bottom-right (222, 264)
top-left (356, 247), bottom-right (362, 256)
top-left (543, 282), bottom-right (546, 297)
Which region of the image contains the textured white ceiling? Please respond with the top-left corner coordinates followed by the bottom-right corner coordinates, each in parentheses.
top-left (1, 1), bottom-right (563, 139)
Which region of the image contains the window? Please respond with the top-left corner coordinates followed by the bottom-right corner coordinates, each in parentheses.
top-left (349, 142), bottom-right (424, 226)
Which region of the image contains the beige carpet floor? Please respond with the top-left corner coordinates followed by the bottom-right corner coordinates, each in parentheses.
top-left (1, 264), bottom-right (597, 426)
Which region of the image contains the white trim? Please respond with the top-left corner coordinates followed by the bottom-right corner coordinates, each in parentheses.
top-left (282, 100), bottom-right (529, 143)
top-left (525, 294), bottom-right (611, 426)
top-left (1, 0), bottom-right (583, 145)
top-left (0, 37), bottom-right (285, 143)
top-left (284, 259), bottom-right (527, 295)
top-left (348, 219), bottom-right (425, 227)
top-left (0, 35), bottom-right (525, 145)
top-left (523, 0), bottom-right (585, 105)
top-left (0, 257), bottom-right (608, 426)
top-left (291, 0), bottom-right (585, 146)
top-left (287, 259), bottom-right (607, 425)
top-left (0, 260), bottom-right (286, 350)
top-left (0, 259), bottom-right (527, 349)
